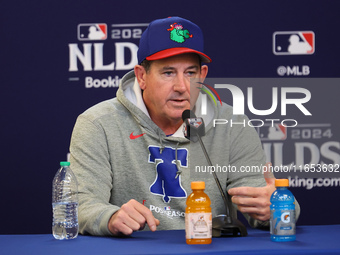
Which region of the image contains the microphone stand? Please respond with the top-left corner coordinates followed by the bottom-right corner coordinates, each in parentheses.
top-left (196, 134), bottom-right (248, 237)
top-left (182, 110), bottom-right (247, 237)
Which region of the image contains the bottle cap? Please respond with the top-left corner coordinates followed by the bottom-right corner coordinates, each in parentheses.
top-left (275, 179), bottom-right (289, 187)
top-left (191, 181), bottom-right (205, 190)
top-left (60, 161), bottom-right (70, 166)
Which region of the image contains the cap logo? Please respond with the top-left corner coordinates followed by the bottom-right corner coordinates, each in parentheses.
top-left (167, 23), bottom-right (193, 43)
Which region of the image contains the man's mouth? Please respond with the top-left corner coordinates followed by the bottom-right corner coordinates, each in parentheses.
top-left (169, 98), bottom-right (188, 105)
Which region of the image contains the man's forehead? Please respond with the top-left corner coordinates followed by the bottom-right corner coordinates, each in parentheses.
top-left (151, 53), bottom-right (201, 68)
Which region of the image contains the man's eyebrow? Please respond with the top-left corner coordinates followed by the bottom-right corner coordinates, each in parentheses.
top-left (186, 65), bottom-right (199, 70)
top-left (161, 66), bottom-right (176, 71)
top-left (160, 65), bottom-right (199, 71)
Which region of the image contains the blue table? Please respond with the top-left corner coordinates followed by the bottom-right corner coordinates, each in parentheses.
top-left (1, 225), bottom-right (339, 255)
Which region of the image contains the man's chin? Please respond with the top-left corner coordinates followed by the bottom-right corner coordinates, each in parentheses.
top-left (167, 108), bottom-right (187, 121)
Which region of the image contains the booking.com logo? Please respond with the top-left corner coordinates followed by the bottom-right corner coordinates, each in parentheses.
top-left (196, 82), bottom-right (312, 128)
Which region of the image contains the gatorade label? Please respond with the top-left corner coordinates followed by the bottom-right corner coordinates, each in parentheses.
top-left (185, 213), bottom-right (212, 239)
top-left (270, 209), bottom-right (296, 235)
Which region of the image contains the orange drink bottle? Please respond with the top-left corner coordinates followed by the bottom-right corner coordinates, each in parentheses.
top-left (185, 181), bottom-right (212, 244)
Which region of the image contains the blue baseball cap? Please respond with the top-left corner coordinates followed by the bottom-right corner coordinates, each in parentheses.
top-left (137, 17), bottom-right (211, 64)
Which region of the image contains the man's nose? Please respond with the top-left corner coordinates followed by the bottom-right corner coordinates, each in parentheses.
top-left (173, 74), bottom-right (188, 93)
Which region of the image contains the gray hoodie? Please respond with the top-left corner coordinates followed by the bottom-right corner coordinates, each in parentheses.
top-left (69, 70), bottom-right (292, 236)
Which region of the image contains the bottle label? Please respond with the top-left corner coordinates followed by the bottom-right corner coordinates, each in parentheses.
top-left (270, 209), bottom-right (296, 236)
top-left (185, 213), bottom-right (212, 239)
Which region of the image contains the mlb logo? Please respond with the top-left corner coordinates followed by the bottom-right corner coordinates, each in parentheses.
top-left (273, 31), bottom-right (315, 55)
top-left (258, 124), bottom-right (287, 141)
top-left (78, 23), bottom-right (107, 41)
top-left (189, 118), bottom-right (202, 128)
top-left (164, 206), bottom-right (171, 211)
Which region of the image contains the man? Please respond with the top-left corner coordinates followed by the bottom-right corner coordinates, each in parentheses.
top-left (69, 16), bottom-right (299, 236)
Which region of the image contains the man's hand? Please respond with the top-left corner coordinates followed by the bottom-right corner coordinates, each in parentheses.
top-left (108, 199), bottom-right (160, 236)
top-left (228, 163), bottom-right (276, 222)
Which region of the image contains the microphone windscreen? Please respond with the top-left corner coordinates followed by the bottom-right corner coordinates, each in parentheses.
top-left (182, 109), bottom-right (196, 121)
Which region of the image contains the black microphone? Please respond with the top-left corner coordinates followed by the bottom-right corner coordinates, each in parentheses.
top-left (182, 109), bottom-right (247, 237)
top-left (182, 110), bottom-right (205, 142)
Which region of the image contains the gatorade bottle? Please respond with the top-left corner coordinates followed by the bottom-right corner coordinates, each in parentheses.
top-left (270, 179), bottom-right (296, 242)
top-left (185, 181), bottom-right (212, 245)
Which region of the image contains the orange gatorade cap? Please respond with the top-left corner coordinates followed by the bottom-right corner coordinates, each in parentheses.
top-left (275, 179), bottom-right (289, 187)
top-left (191, 181), bottom-right (205, 190)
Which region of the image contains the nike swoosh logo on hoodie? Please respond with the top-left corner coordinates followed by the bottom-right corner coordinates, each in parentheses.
top-left (130, 132), bottom-right (145, 139)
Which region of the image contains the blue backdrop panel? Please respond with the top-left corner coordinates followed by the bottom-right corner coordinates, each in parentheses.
top-left (1, 0), bottom-right (340, 234)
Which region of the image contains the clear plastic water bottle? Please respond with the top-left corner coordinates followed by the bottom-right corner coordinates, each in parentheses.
top-left (52, 161), bottom-right (79, 240)
top-left (270, 179), bottom-right (296, 242)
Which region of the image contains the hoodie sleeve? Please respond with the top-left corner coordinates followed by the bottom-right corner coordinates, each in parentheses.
top-left (69, 115), bottom-right (118, 236)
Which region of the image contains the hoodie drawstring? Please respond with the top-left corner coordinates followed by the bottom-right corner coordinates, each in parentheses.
top-left (157, 130), bottom-right (182, 179)
top-left (158, 129), bottom-right (165, 154)
top-left (174, 142), bottom-right (182, 179)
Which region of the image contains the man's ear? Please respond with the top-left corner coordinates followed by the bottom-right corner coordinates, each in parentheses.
top-left (134, 65), bottom-right (147, 90)
top-left (200, 65), bottom-right (208, 81)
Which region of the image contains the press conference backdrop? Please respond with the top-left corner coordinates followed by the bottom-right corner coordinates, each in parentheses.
top-left (1, 0), bottom-right (339, 234)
